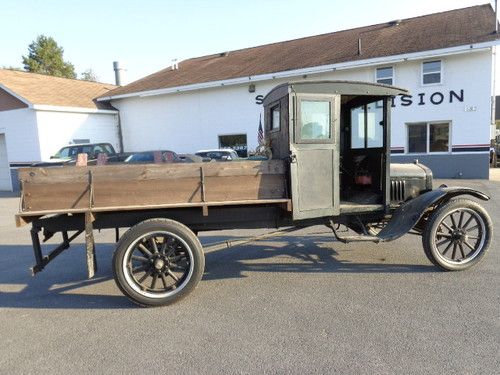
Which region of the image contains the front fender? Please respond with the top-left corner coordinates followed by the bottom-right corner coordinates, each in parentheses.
top-left (378, 186), bottom-right (489, 242)
top-left (439, 185), bottom-right (490, 201)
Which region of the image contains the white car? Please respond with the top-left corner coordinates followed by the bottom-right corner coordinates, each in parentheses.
top-left (195, 149), bottom-right (240, 161)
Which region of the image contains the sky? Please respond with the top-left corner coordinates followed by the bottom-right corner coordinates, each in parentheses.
top-left (1, 0), bottom-right (498, 85)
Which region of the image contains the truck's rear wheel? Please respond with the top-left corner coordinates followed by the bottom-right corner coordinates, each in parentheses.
top-left (113, 219), bottom-right (204, 307)
top-left (422, 199), bottom-right (492, 271)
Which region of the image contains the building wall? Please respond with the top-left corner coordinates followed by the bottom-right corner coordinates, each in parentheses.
top-left (0, 133), bottom-right (13, 191)
top-left (35, 110), bottom-right (120, 160)
top-left (113, 49), bottom-right (493, 178)
top-left (0, 108), bottom-right (40, 163)
top-left (113, 84), bottom-right (274, 153)
top-left (388, 52), bottom-right (492, 146)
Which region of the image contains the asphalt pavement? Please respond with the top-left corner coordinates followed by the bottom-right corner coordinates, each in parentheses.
top-left (0, 172), bottom-right (499, 374)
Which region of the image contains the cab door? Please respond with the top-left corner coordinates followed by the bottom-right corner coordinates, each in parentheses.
top-left (289, 93), bottom-right (340, 220)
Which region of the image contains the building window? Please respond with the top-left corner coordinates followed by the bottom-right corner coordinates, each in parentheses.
top-left (407, 122), bottom-right (450, 153)
top-left (218, 134), bottom-right (248, 157)
top-left (422, 60), bottom-right (442, 85)
top-left (270, 105), bottom-right (280, 130)
top-left (408, 123), bottom-right (427, 153)
top-left (376, 67), bottom-right (393, 85)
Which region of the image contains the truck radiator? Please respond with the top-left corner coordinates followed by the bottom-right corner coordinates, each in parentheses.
top-left (390, 180), bottom-right (406, 203)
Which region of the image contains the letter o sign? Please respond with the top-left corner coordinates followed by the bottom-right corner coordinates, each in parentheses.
top-left (430, 92), bottom-right (444, 105)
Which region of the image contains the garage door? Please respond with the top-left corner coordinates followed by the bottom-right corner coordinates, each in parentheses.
top-left (0, 134), bottom-right (12, 191)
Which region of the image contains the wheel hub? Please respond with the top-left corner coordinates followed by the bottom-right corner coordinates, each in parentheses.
top-left (153, 258), bottom-right (165, 270)
top-left (451, 229), bottom-right (466, 243)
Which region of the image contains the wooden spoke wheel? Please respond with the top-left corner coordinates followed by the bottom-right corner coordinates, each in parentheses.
top-left (113, 219), bottom-right (204, 306)
top-left (422, 199), bottom-right (492, 271)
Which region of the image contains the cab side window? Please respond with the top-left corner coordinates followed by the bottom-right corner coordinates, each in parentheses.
top-left (299, 100), bottom-right (331, 140)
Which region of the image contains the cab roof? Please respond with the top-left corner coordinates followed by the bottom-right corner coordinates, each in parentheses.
top-left (263, 80), bottom-right (408, 106)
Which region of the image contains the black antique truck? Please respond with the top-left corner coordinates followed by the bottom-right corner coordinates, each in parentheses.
top-left (16, 81), bottom-right (493, 307)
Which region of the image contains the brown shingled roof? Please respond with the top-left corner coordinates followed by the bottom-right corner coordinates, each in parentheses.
top-left (0, 69), bottom-right (116, 109)
top-left (102, 4), bottom-right (500, 99)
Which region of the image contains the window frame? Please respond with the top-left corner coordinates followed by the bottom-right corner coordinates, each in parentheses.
top-left (406, 121), bottom-right (452, 154)
top-left (217, 133), bottom-right (248, 157)
top-left (421, 60), bottom-right (443, 86)
top-left (295, 94), bottom-right (335, 144)
top-left (270, 104), bottom-right (281, 132)
top-left (375, 66), bottom-right (394, 85)
top-left (350, 100), bottom-right (386, 150)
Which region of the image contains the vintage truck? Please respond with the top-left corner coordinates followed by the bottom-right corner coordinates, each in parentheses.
top-left (15, 81), bottom-right (493, 307)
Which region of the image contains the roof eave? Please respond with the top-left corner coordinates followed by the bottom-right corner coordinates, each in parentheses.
top-left (32, 104), bottom-right (118, 114)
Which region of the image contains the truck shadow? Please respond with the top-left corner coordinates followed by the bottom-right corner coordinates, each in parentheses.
top-left (0, 234), bottom-right (437, 309)
top-left (201, 234), bottom-right (438, 281)
top-left (0, 243), bottom-right (131, 310)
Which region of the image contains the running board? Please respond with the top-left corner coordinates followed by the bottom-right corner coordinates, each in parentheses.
top-left (328, 220), bottom-right (380, 243)
top-left (333, 234), bottom-right (380, 244)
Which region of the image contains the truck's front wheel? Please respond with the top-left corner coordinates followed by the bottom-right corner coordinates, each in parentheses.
top-left (422, 199), bottom-right (492, 271)
top-left (113, 218), bottom-right (204, 307)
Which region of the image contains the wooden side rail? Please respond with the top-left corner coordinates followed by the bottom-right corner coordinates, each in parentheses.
top-left (17, 160), bottom-right (288, 221)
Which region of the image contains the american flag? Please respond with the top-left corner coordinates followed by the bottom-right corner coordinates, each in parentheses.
top-left (257, 114), bottom-right (264, 145)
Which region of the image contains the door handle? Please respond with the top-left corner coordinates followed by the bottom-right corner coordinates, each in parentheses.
top-left (289, 153), bottom-right (297, 163)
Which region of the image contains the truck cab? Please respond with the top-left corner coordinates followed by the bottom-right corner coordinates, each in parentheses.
top-left (263, 80), bottom-right (410, 220)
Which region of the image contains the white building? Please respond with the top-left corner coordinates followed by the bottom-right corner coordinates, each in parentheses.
top-left (98, 4), bottom-right (500, 179)
top-left (0, 69), bottom-right (120, 190)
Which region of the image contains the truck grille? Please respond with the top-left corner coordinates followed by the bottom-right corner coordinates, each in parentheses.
top-left (391, 180), bottom-right (406, 202)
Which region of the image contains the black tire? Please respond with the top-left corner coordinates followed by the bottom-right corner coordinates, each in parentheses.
top-left (112, 218), bottom-right (204, 307)
top-left (422, 198), bottom-right (492, 271)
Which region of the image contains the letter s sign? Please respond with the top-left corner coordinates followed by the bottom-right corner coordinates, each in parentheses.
top-left (255, 95), bottom-right (264, 105)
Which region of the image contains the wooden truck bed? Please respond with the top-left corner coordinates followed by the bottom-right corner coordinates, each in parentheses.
top-left (16, 160), bottom-right (290, 226)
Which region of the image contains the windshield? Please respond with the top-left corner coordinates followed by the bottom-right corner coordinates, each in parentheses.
top-left (350, 100), bottom-right (384, 149)
top-left (55, 147), bottom-right (71, 158)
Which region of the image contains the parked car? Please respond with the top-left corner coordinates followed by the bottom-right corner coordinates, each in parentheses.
top-left (32, 142), bottom-right (129, 166)
top-left (195, 149), bottom-right (240, 161)
top-left (124, 150), bottom-right (182, 164)
top-left (178, 154), bottom-right (209, 163)
top-left (52, 143), bottom-right (127, 161)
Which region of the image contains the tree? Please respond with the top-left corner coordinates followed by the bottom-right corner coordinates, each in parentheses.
top-left (81, 68), bottom-right (98, 82)
top-left (22, 35), bottom-right (76, 79)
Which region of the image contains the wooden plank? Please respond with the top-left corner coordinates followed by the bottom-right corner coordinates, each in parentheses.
top-left (21, 172), bottom-right (286, 213)
top-left (18, 160), bottom-right (286, 184)
top-left (16, 198), bottom-right (292, 222)
top-left (204, 175), bottom-right (285, 201)
top-left (18, 158), bottom-right (290, 221)
top-left (22, 178), bottom-right (202, 212)
top-left (15, 214), bottom-right (38, 227)
top-left (23, 182), bottom-right (90, 211)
